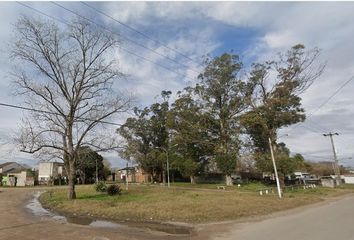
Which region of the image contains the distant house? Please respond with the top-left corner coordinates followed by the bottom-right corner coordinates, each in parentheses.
top-left (38, 161), bottom-right (65, 184)
top-left (0, 162), bottom-right (34, 187)
top-left (116, 166), bottom-right (151, 183)
top-left (6, 170), bottom-right (34, 187)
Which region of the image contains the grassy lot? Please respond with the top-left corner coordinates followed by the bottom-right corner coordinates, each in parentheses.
top-left (40, 183), bottom-right (354, 224)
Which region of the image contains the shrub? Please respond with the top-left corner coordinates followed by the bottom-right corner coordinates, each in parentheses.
top-left (95, 181), bottom-right (107, 192)
top-left (107, 184), bottom-right (122, 196)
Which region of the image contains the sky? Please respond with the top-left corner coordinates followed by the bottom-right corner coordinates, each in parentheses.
top-left (0, 2), bottom-right (354, 169)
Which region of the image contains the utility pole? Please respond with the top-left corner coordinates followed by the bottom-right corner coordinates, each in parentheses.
top-left (95, 158), bottom-right (98, 184)
top-left (323, 132), bottom-right (341, 185)
top-left (268, 137), bottom-right (282, 199)
top-left (166, 150), bottom-right (170, 188)
top-left (126, 161), bottom-right (129, 190)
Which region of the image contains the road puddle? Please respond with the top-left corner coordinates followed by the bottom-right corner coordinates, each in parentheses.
top-left (26, 191), bottom-right (192, 235)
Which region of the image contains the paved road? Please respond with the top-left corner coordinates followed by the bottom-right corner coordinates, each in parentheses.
top-left (200, 194), bottom-right (354, 240)
top-left (1, 187), bottom-right (353, 240)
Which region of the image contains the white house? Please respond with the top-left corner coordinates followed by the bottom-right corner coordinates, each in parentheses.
top-left (38, 162), bottom-right (64, 183)
top-left (6, 170), bottom-right (34, 187)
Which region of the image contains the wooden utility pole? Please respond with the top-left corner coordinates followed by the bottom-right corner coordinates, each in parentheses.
top-left (323, 133), bottom-right (341, 185)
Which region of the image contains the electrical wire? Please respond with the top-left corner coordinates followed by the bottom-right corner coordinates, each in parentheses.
top-left (53, 2), bottom-right (201, 75)
top-left (80, 1), bottom-right (200, 65)
top-left (0, 102), bottom-right (122, 127)
top-left (17, 2), bottom-right (197, 83)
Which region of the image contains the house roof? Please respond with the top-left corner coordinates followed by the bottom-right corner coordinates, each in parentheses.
top-left (0, 162), bottom-right (16, 168)
top-left (4, 167), bottom-right (27, 174)
top-left (118, 166), bottom-right (137, 171)
top-left (0, 162), bottom-right (31, 172)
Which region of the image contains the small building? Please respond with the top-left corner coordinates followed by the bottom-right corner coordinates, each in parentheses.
top-left (116, 166), bottom-right (151, 183)
top-left (38, 161), bottom-right (65, 184)
top-left (0, 162), bottom-right (34, 187)
top-left (6, 170), bottom-right (34, 187)
top-left (343, 174), bottom-right (354, 184)
top-left (321, 176), bottom-right (336, 188)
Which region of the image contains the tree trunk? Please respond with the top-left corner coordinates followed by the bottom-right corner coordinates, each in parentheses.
top-left (190, 175), bottom-right (196, 184)
top-left (162, 170), bottom-right (166, 185)
top-left (67, 162), bottom-right (76, 200)
top-left (279, 174), bottom-right (285, 189)
top-left (225, 174), bottom-right (233, 186)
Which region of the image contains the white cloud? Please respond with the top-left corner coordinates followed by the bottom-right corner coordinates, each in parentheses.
top-left (0, 2), bottom-right (354, 167)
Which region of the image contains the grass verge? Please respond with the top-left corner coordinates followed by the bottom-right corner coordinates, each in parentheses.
top-left (40, 183), bottom-right (354, 224)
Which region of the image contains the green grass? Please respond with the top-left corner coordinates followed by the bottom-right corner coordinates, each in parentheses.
top-left (40, 183), bottom-right (354, 224)
top-left (170, 181), bottom-right (268, 191)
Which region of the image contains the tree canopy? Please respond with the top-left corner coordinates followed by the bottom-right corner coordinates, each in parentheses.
top-left (118, 45), bottom-right (323, 185)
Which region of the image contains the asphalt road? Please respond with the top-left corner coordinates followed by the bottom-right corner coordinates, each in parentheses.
top-left (206, 194), bottom-right (354, 240)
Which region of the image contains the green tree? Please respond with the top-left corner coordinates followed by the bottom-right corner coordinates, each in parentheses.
top-left (196, 53), bottom-right (249, 185)
top-left (241, 44), bottom-right (324, 175)
top-left (118, 92), bottom-right (171, 183)
top-left (118, 107), bottom-right (155, 182)
top-left (76, 146), bottom-right (104, 184)
top-left (275, 144), bottom-right (305, 177)
top-left (168, 88), bottom-right (212, 183)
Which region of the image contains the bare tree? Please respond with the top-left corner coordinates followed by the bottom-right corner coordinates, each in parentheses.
top-left (11, 16), bottom-right (132, 199)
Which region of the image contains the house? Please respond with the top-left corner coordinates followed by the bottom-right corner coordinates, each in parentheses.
top-left (0, 162), bottom-right (26, 174)
top-left (0, 162), bottom-right (34, 187)
top-left (116, 166), bottom-right (151, 183)
top-left (38, 161), bottom-right (65, 184)
top-left (6, 170), bottom-right (34, 187)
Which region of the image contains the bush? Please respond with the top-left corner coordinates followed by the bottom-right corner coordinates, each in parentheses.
top-left (95, 181), bottom-right (107, 192)
top-left (107, 184), bottom-right (122, 196)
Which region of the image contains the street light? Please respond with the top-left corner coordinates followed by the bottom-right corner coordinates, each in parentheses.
top-left (155, 144), bottom-right (178, 188)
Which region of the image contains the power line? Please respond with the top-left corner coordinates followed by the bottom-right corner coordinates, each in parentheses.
top-left (291, 74), bottom-right (354, 130)
top-left (290, 74), bottom-right (354, 132)
top-left (300, 154), bottom-right (331, 160)
top-left (309, 75), bottom-right (354, 117)
top-left (50, 2), bottom-right (201, 75)
top-left (17, 2), bottom-right (196, 83)
top-left (0, 102), bottom-right (122, 127)
top-left (80, 1), bottom-right (200, 66)
top-left (290, 123), bottom-right (353, 156)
